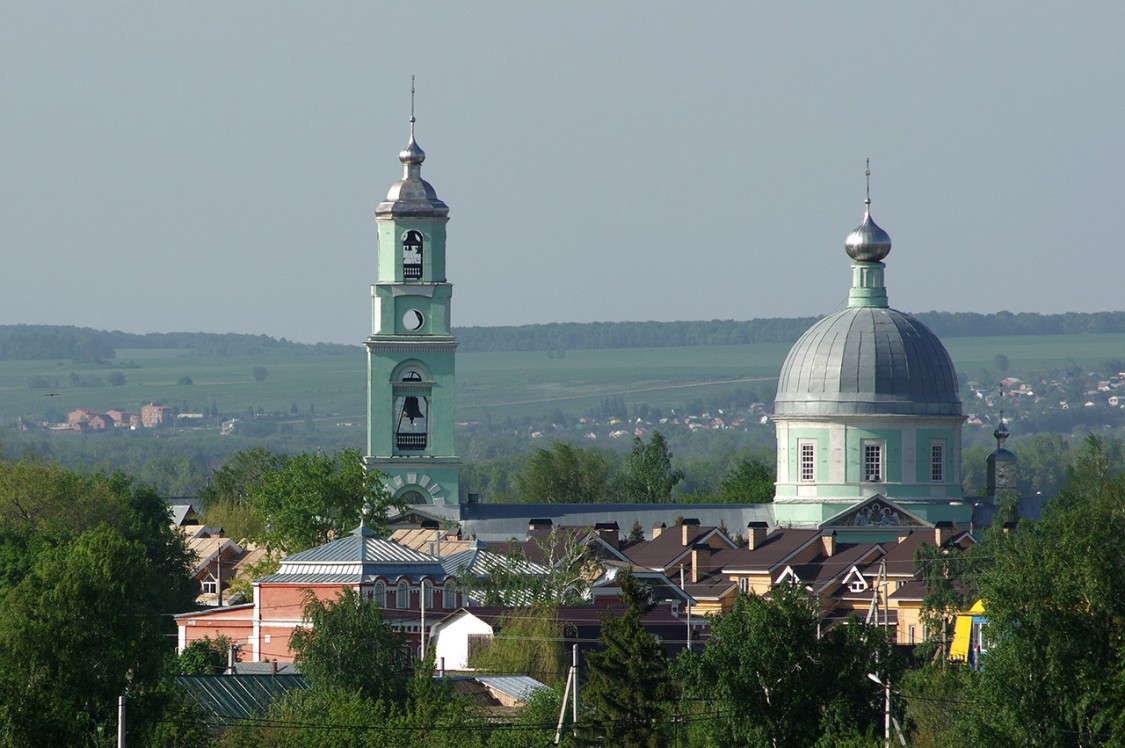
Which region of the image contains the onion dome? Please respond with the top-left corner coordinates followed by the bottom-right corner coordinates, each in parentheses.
top-left (845, 206), bottom-right (892, 262)
top-left (399, 118), bottom-right (426, 165)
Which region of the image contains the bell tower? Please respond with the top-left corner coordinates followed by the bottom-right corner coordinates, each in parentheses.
top-left (365, 98), bottom-right (461, 505)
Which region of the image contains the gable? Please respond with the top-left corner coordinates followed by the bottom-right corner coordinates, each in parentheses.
top-left (820, 495), bottom-right (930, 531)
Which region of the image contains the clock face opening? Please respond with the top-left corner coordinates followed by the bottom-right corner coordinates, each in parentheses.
top-left (403, 309), bottom-right (425, 332)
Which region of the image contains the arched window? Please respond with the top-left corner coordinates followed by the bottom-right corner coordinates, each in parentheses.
top-left (374, 581), bottom-right (386, 608)
top-left (401, 490), bottom-right (426, 504)
top-left (403, 230), bottom-right (423, 280)
top-left (396, 580), bottom-right (410, 609)
top-left (423, 581), bottom-right (434, 610)
top-left (442, 584), bottom-right (457, 609)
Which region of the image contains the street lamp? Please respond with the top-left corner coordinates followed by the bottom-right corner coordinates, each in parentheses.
top-left (866, 673), bottom-right (905, 747)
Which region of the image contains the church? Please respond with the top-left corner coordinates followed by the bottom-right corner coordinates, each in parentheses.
top-left (363, 121), bottom-right (1013, 541)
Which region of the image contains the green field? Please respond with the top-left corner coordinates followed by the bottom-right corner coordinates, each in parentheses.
top-left (2, 332), bottom-right (1123, 431)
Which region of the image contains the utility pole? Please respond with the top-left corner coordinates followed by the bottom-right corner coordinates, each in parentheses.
top-left (117, 695), bottom-right (126, 748)
top-left (554, 644), bottom-right (580, 744)
top-left (420, 579), bottom-right (427, 660)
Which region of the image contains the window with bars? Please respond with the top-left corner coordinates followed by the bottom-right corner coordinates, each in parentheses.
top-left (864, 443), bottom-right (882, 482)
top-left (931, 442), bottom-right (945, 482)
top-left (800, 442), bottom-right (816, 482)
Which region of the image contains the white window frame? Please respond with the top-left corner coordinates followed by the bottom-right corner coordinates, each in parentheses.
top-left (799, 440), bottom-right (816, 482)
top-left (863, 441), bottom-right (883, 483)
top-left (930, 441), bottom-right (945, 482)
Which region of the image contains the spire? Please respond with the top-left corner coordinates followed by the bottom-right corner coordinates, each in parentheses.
top-left (845, 159), bottom-right (892, 308)
top-left (399, 75), bottom-right (426, 169)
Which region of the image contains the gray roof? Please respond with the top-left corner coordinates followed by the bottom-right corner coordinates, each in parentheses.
top-left (474, 675), bottom-right (550, 702)
top-left (175, 674), bottom-right (307, 721)
top-left (774, 306), bottom-right (961, 417)
top-left (418, 503), bottom-right (776, 543)
top-left (260, 526), bottom-right (447, 584)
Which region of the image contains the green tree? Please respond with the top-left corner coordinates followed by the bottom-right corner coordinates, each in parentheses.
top-left (716, 458), bottom-right (775, 503)
top-left (0, 525), bottom-right (173, 746)
top-left (515, 441), bottom-right (615, 503)
top-left (580, 569), bottom-right (675, 747)
top-left (679, 585), bottom-right (891, 747)
top-left (176, 636), bottom-right (231, 675)
top-left (621, 431), bottom-right (683, 503)
top-left (252, 366), bottom-right (269, 383)
top-left (467, 606), bottom-right (567, 686)
top-left (959, 436), bottom-right (1125, 746)
top-left (246, 449), bottom-right (395, 553)
top-left (289, 588), bottom-right (409, 705)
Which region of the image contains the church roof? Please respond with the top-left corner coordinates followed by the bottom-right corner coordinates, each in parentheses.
top-left (774, 300), bottom-right (961, 417)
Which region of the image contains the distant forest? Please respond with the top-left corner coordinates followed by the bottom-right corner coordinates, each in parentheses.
top-left (0, 326), bottom-right (354, 361)
top-left (3, 310), bottom-right (1125, 360)
top-left (454, 310), bottom-right (1125, 352)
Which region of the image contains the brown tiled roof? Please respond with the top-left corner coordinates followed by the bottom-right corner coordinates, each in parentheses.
top-left (621, 526), bottom-right (733, 571)
top-left (711, 529), bottom-right (821, 573)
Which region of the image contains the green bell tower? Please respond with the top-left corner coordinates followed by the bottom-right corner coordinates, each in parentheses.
top-left (364, 107), bottom-right (461, 505)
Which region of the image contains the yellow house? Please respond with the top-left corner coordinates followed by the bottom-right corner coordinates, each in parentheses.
top-left (950, 599), bottom-right (988, 664)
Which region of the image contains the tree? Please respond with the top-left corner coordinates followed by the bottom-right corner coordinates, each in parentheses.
top-left (467, 606), bottom-right (567, 687)
top-left (993, 353), bottom-right (1010, 373)
top-left (462, 527), bottom-right (597, 607)
top-left (252, 366), bottom-right (269, 382)
top-left (621, 431), bottom-right (683, 503)
top-left (580, 569), bottom-right (676, 747)
top-left (679, 585), bottom-right (892, 747)
top-left (0, 526), bottom-right (174, 746)
top-left (246, 449), bottom-right (395, 553)
top-left (716, 458), bottom-right (775, 503)
top-left (957, 436), bottom-right (1125, 746)
top-left (515, 441), bottom-right (615, 503)
top-left (290, 588), bottom-right (409, 705)
top-left (176, 636), bottom-right (230, 675)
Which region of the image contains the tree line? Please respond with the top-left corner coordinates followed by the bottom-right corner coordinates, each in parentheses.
top-left (0, 325), bottom-right (354, 361)
top-left (454, 311), bottom-right (1125, 352)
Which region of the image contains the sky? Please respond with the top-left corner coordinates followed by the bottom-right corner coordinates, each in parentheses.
top-left (2, 3), bottom-right (1123, 345)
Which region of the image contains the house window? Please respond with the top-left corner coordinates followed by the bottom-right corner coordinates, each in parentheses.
top-left (738, 577), bottom-right (750, 594)
top-left (423, 581), bottom-right (434, 610)
top-left (374, 582), bottom-right (387, 608)
top-left (908, 625), bottom-right (916, 644)
top-left (202, 578), bottom-right (217, 595)
top-left (396, 581), bottom-right (410, 609)
top-left (931, 442), bottom-right (945, 482)
top-left (849, 579), bottom-right (866, 593)
top-left (442, 584), bottom-right (456, 609)
top-left (402, 230), bottom-right (423, 280)
top-left (864, 442), bottom-right (883, 482)
top-left (799, 441), bottom-right (816, 482)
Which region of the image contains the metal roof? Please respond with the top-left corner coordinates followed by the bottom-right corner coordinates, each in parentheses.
top-left (175, 674), bottom-right (308, 722)
top-left (774, 306), bottom-right (961, 417)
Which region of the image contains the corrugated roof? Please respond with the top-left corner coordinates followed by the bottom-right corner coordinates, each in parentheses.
top-left (475, 675), bottom-right (549, 703)
top-left (282, 527), bottom-right (440, 565)
top-left (176, 674), bottom-right (308, 721)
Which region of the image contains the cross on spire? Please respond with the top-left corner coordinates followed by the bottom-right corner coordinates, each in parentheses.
top-left (865, 157), bottom-right (872, 207)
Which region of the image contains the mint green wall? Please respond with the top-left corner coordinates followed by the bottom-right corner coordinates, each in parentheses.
top-left (845, 427), bottom-right (901, 484)
top-left (376, 221), bottom-right (448, 283)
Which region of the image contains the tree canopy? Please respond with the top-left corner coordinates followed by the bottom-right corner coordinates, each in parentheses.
top-left (515, 441), bottom-right (615, 503)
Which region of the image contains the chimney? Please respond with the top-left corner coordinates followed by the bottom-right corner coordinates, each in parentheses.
top-left (747, 521), bottom-right (768, 550)
top-left (691, 543), bottom-right (711, 584)
top-left (821, 531), bottom-right (837, 557)
top-left (652, 523), bottom-right (666, 539)
top-left (681, 518), bottom-right (700, 547)
top-left (594, 522), bottom-right (620, 548)
top-left (271, 660), bottom-right (278, 676)
top-left (934, 521), bottom-right (954, 546)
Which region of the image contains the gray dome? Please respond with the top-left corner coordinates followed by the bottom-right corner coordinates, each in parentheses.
top-left (774, 306), bottom-right (961, 417)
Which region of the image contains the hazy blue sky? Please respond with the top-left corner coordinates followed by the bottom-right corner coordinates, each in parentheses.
top-left (2, 3), bottom-right (1122, 344)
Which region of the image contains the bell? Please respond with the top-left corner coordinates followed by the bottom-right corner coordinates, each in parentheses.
top-left (401, 396), bottom-right (425, 424)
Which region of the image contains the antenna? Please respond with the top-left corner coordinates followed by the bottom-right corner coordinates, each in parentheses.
top-left (865, 157), bottom-right (872, 207)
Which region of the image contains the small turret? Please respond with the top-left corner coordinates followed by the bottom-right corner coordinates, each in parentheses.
top-left (986, 414), bottom-right (1017, 500)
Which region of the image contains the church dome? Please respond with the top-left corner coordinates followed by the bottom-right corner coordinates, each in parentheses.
top-left (774, 305), bottom-right (961, 417)
top-left (845, 209), bottom-right (892, 262)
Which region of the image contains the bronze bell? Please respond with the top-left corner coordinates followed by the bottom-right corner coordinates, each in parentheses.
top-left (401, 396), bottom-right (424, 424)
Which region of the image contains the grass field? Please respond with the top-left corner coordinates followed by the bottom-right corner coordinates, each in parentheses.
top-left (1, 332), bottom-right (1123, 431)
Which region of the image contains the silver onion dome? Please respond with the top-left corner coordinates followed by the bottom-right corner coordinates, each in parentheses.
top-left (399, 127), bottom-right (425, 165)
top-left (845, 207), bottom-right (892, 262)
